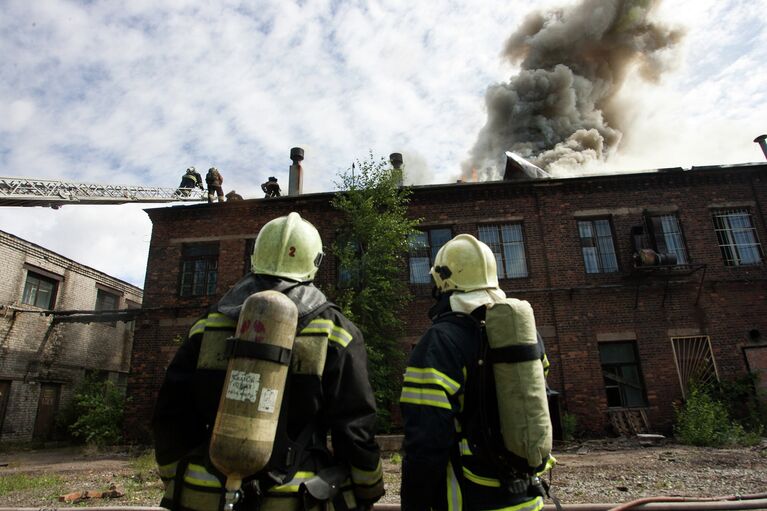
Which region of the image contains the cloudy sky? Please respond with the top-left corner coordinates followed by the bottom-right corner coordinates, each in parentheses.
top-left (0, 0), bottom-right (765, 290)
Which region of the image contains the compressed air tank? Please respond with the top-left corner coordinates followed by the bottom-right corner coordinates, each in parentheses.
top-left (209, 290), bottom-right (298, 492)
top-left (485, 298), bottom-right (552, 470)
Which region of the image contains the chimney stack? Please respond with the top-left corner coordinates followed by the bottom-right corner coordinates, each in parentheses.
top-left (288, 147), bottom-right (304, 196)
top-left (754, 135), bottom-right (767, 160)
top-left (389, 152), bottom-right (404, 186)
top-left (389, 153), bottom-right (403, 170)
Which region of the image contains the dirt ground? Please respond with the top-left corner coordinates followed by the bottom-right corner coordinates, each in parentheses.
top-left (0, 438), bottom-right (765, 508)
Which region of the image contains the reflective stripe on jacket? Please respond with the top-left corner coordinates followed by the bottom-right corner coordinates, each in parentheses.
top-left (152, 278), bottom-right (383, 511)
top-left (399, 310), bottom-right (545, 511)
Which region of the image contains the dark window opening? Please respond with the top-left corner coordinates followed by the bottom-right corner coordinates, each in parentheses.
top-left (180, 243), bottom-right (219, 297)
top-left (22, 271), bottom-right (59, 309)
top-left (95, 289), bottom-right (119, 311)
top-left (598, 341), bottom-right (647, 408)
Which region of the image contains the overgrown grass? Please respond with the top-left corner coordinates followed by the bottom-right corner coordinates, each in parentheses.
top-left (122, 449), bottom-right (162, 494)
top-left (0, 473), bottom-right (64, 497)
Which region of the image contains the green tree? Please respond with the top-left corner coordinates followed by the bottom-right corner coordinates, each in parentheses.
top-left (67, 373), bottom-right (126, 446)
top-left (330, 152), bottom-right (421, 431)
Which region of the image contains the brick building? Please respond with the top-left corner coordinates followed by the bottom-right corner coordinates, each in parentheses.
top-left (0, 230), bottom-right (142, 443)
top-left (124, 162), bottom-right (767, 442)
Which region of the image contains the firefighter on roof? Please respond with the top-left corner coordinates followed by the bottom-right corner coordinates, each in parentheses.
top-left (400, 233), bottom-right (552, 511)
top-left (177, 167), bottom-right (204, 196)
top-left (152, 212), bottom-right (384, 511)
top-left (206, 167), bottom-right (225, 203)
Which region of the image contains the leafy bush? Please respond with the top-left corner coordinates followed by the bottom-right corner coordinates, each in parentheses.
top-left (674, 384), bottom-right (762, 447)
top-left (67, 374), bottom-right (126, 446)
top-left (708, 373), bottom-right (767, 435)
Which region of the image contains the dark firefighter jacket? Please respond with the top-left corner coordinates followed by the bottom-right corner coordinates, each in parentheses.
top-left (179, 172), bottom-right (203, 190)
top-left (399, 296), bottom-right (545, 511)
top-left (153, 274), bottom-right (384, 511)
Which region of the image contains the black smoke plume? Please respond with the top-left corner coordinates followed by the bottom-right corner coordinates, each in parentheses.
top-left (464, 0), bottom-right (684, 180)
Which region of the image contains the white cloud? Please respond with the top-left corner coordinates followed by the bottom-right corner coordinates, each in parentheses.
top-left (0, 0), bottom-right (765, 289)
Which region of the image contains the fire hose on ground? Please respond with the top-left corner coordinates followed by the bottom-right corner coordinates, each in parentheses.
top-left (3, 494), bottom-right (767, 511)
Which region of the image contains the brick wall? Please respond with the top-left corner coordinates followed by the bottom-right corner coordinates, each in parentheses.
top-left (125, 164), bottom-right (767, 442)
top-left (0, 231), bottom-right (142, 442)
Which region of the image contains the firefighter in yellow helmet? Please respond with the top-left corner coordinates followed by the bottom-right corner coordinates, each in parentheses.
top-left (399, 233), bottom-right (550, 511)
top-left (152, 212), bottom-right (384, 511)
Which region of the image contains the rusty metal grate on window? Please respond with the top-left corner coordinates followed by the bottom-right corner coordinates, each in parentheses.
top-left (670, 335), bottom-right (719, 398)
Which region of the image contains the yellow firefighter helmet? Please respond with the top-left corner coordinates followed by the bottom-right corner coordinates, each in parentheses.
top-left (430, 233), bottom-right (498, 292)
top-left (251, 212), bottom-right (323, 282)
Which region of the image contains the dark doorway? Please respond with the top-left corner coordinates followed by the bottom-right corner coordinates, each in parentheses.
top-left (32, 383), bottom-right (60, 441)
top-left (0, 380), bottom-right (10, 434)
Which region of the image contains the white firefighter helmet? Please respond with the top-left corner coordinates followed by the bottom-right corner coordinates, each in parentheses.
top-left (251, 212), bottom-right (323, 281)
top-left (430, 234), bottom-right (499, 293)
top-left (187, 166), bottom-right (195, 173)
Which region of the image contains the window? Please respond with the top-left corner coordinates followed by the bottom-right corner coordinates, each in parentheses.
top-left (478, 224), bottom-right (528, 279)
top-left (648, 214), bottom-right (688, 264)
top-left (712, 209), bottom-right (763, 266)
top-left (671, 336), bottom-right (719, 398)
top-left (598, 341), bottom-right (647, 408)
top-left (95, 288), bottom-right (119, 311)
top-left (180, 243), bottom-right (219, 296)
top-left (578, 219), bottom-right (618, 273)
top-left (22, 271), bottom-right (58, 309)
top-left (336, 235), bottom-right (362, 289)
top-left (409, 228), bottom-right (452, 284)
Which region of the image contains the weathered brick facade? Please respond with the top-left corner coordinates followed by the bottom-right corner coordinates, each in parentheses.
top-left (0, 230), bottom-right (142, 443)
top-left (125, 163), bottom-right (767, 442)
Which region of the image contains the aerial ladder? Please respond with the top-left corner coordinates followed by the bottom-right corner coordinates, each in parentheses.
top-left (0, 176), bottom-right (206, 208)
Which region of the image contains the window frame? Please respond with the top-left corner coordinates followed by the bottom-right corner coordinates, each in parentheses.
top-left (179, 242), bottom-right (220, 297)
top-left (95, 288), bottom-right (120, 311)
top-left (577, 217), bottom-right (619, 274)
top-left (646, 213), bottom-right (689, 265)
top-left (335, 234), bottom-right (363, 289)
top-left (21, 270), bottom-right (60, 309)
top-left (598, 341), bottom-right (648, 408)
top-left (477, 223), bottom-right (529, 279)
top-left (711, 208), bottom-right (764, 266)
top-left (408, 227), bottom-right (453, 285)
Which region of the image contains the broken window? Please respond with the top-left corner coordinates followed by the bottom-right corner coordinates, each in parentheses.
top-left (478, 223), bottom-right (529, 279)
top-left (598, 341), bottom-right (647, 408)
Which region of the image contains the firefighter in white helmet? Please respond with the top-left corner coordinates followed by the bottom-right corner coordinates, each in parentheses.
top-left (152, 212), bottom-right (384, 511)
top-left (399, 233), bottom-right (551, 511)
